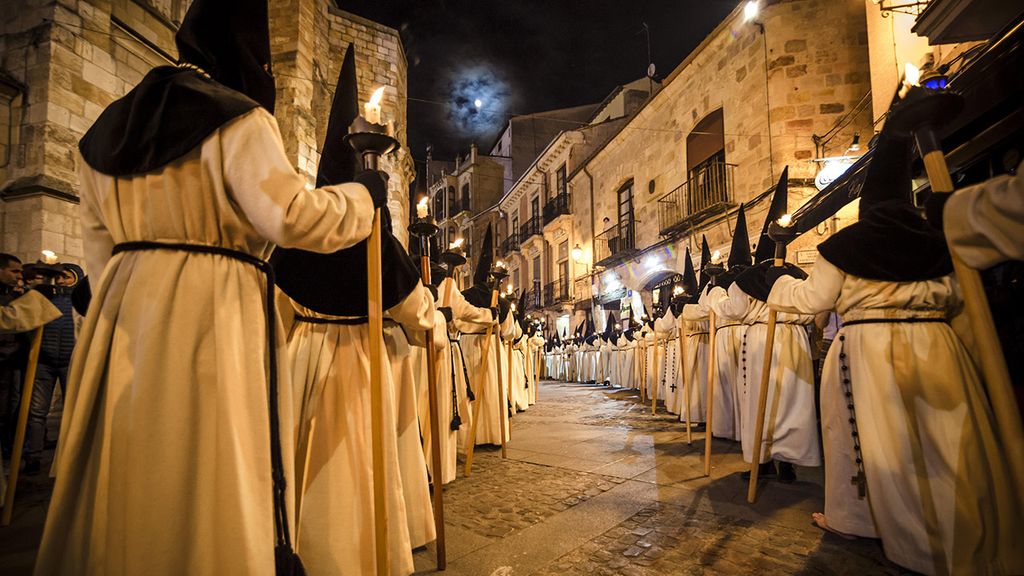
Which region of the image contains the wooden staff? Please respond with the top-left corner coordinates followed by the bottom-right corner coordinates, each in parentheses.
top-left (497, 327), bottom-right (509, 455)
top-left (639, 339), bottom-right (647, 403)
top-left (2, 326), bottom-right (43, 526)
top-left (910, 118), bottom-right (1024, 496)
top-left (505, 331), bottom-right (513, 443)
top-left (748, 244), bottom-right (786, 503)
top-left (679, 313), bottom-right (692, 445)
top-left (418, 251), bottom-right (447, 569)
top-left (464, 287), bottom-right (499, 476)
top-left (704, 309), bottom-right (717, 477)
top-left (365, 209), bottom-right (389, 573)
top-left (651, 334), bottom-right (661, 415)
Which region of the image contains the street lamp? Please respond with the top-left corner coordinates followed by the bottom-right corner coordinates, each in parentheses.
top-left (743, 0), bottom-right (759, 22)
top-left (571, 243), bottom-right (584, 263)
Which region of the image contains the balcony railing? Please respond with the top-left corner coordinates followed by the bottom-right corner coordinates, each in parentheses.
top-left (519, 216), bottom-right (542, 242)
top-left (501, 232), bottom-right (520, 255)
top-left (446, 198), bottom-right (470, 219)
top-left (542, 193), bottom-right (571, 226)
top-left (595, 221), bottom-right (637, 265)
top-left (523, 286), bottom-right (543, 311)
top-left (543, 279), bottom-right (571, 307)
top-left (657, 162), bottom-right (736, 235)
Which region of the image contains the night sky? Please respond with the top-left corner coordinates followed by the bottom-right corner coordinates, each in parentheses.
top-left (338, 0), bottom-right (738, 164)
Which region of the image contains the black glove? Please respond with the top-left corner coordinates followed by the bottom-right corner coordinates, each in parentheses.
top-left (490, 306), bottom-right (500, 321)
top-left (32, 283), bottom-right (57, 300)
top-left (925, 191), bottom-right (951, 232)
top-left (425, 284), bottom-right (438, 300)
top-left (438, 306), bottom-right (453, 323)
top-left (355, 170), bottom-right (389, 210)
top-left (767, 221), bottom-right (799, 245)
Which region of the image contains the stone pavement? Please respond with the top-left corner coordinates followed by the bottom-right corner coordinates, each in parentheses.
top-left (412, 381), bottom-right (906, 575)
top-left (0, 381), bottom-right (904, 574)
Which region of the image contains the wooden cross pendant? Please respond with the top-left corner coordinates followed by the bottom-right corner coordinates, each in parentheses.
top-left (851, 471), bottom-right (867, 499)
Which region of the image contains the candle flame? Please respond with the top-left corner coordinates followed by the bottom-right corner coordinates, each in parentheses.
top-left (778, 213), bottom-right (793, 227)
top-left (711, 250), bottom-right (722, 264)
top-left (496, 260), bottom-right (505, 269)
top-left (41, 250), bottom-right (58, 265)
top-left (673, 285), bottom-right (684, 296)
top-left (368, 86), bottom-right (385, 107)
top-left (450, 238), bottom-right (464, 250)
top-left (904, 62), bottom-right (920, 87)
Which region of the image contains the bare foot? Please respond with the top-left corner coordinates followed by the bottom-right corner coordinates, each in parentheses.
top-left (811, 512), bottom-right (856, 540)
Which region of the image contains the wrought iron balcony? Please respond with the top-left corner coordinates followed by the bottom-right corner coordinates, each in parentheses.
top-left (501, 232), bottom-right (520, 255)
top-left (595, 221), bottom-right (637, 266)
top-left (523, 286), bottom-right (543, 311)
top-left (543, 279), bottom-right (571, 307)
top-left (519, 216), bottom-right (542, 242)
top-left (446, 198), bottom-right (470, 219)
top-left (657, 161), bottom-right (736, 235)
top-left (542, 193), bottom-right (571, 226)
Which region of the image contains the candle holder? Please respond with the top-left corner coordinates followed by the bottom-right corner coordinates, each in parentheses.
top-left (344, 116), bottom-right (399, 171)
top-left (440, 250), bottom-right (467, 268)
top-left (408, 216), bottom-right (439, 239)
top-left (888, 86), bottom-right (963, 151)
top-left (490, 265), bottom-right (509, 283)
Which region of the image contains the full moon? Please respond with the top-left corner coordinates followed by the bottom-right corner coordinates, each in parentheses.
top-left (474, 98), bottom-right (482, 109)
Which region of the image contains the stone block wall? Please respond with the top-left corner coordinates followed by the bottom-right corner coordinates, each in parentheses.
top-left (0, 0), bottom-right (412, 266)
top-left (568, 0), bottom-right (872, 289)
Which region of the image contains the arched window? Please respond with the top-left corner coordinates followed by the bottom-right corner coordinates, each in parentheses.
top-left (447, 186), bottom-right (457, 214)
top-left (461, 183), bottom-right (471, 211)
top-left (434, 191), bottom-right (445, 219)
top-left (685, 109), bottom-right (729, 214)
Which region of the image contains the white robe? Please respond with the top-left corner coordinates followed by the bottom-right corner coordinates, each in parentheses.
top-left (38, 108), bottom-right (375, 575)
top-left (679, 304), bottom-right (709, 424)
top-left (705, 286), bottom-right (745, 441)
top-left (0, 290), bottom-right (61, 333)
top-left (384, 289), bottom-right (437, 551)
top-left (654, 311), bottom-right (680, 414)
top-left (423, 278), bottom-right (492, 483)
top-left (460, 310), bottom-right (512, 446)
top-left (944, 159), bottom-right (1024, 269)
top-left (715, 283), bottom-right (820, 467)
top-left (770, 257), bottom-right (1023, 575)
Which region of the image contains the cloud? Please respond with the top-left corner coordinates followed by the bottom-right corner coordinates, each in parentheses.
top-left (444, 64), bottom-right (513, 141)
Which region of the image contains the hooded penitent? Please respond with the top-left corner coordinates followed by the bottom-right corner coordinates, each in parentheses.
top-left (679, 247), bottom-right (699, 309)
top-left (698, 235), bottom-right (712, 291)
top-left (816, 115), bottom-right (952, 281)
top-left (735, 167), bottom-right (808, 301)
top-left (715, 204), bottom-right (752, 288)
top-left (462, 225), bottom-right (510, 322)
top-left (604, 312), bottom-right (617, 340)
top-left (270, 44), bottom-right (419, 316)
top-left (79, 0), bottom-right (273, 176)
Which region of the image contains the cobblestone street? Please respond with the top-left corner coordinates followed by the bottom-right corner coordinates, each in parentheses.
top-left (413, 381), bottom-right (904, 575)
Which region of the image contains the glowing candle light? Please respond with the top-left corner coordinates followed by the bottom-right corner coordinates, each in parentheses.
top-left (449, 238), bottom-right (464, 251)
top-left (495, 260), bottom-right (506, 270)
top-left (416, 196), bottom-right (429, 219)
top-left (41, 250), bottom-right (58, 265)
top-left (673, 285), bottom-right (684, 297)
top-left (364, 87), bottom-right (385, 124)
top-left (777, 213), bottom-right (793, 227)
top-left (711, 250), bottom-right (722, 265)
top-left (899, 62), bottom-right (920, 100)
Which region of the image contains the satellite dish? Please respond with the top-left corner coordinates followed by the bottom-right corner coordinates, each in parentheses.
top-left (647, 63), bottom-right (656, 79)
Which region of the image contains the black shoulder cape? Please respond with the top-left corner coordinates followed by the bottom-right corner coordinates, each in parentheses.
top-left (734, 260), bottom-right (808, 302)
top-left (817, 202), bottom-right (953, 282)
top-left (79, 66), bottom-right (260, 176)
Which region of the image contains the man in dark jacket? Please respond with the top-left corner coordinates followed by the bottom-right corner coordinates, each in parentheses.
top-left (22, 263), bottom-right (80, 474)
top-left (0, 253), bottom-right (25, 457)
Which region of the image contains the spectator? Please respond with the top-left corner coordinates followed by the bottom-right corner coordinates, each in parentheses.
top-left (22, 262), bottom-right (79, 475)
top-left (0, 253), bottom-right (24, 457)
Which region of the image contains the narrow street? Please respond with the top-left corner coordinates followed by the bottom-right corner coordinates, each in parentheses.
top-left (412, 381), bottom-right (902, 575)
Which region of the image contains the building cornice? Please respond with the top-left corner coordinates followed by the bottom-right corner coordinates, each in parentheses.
top-left (499, 131), bottom-right (583, 211)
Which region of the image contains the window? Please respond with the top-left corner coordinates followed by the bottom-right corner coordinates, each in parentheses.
top-left (530, 195), bottom-right (540, 221)
top-left (461, 183), bottom-right (471, 210)
top-left (532, 255), bottom-right (542, 292)
top-left (434, 191), bottom-right (445, 220)
top-left (447, 186), bottom-right (457, 214)
top-left (617, 181), bottom-right (635, 250)
top-left (556, 164), bottom-right (566, 196)
top-left (558, 240), bottom-right (569, 300)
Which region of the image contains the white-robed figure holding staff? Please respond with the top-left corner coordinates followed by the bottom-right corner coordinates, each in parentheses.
top-left (270, 43), bottom-right (434, 575)
top-left (676, 243), bottom-right (707, 432)
top-left (36, 1), bottom-right (387, 573)
top-left (767, 115), bottom-right (1022, 574)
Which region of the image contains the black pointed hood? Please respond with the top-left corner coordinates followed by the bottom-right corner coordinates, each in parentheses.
top-left (603, 312), bottom-right (617, 339)
top-left (698, 235), bottom-right (712, 290)
top-left (817, 116), bottom-right (952, 282)
top-left (728, 204), bottom-right (752, 269)
top-left (681, 247), bottom-right (698, 298)
top-left (474, 226), bottom-right (495, 286)
top-left (175, 0), bottom-right (276, 113)
top-left (735, 260), bottom-right (808, 302)
top-left (271, 44), bottom-right (419, 316)
top-left (754, 166), bottom-right (789, 264)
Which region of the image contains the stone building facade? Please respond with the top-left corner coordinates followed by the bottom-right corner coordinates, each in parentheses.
top-left (0, 0), bottom-right (413, 270)
top-left (559, 0), bottom-right (874, 329)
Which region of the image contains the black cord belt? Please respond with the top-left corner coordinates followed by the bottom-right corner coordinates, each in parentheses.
top-left (843, 317), bottom-right (947, 327)
top-left (111, 241), bottom-right (297, 564)
top-left (718, 323), bottom-right (742, 329)
top-left (295, 315), bottom-right (368, 325)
